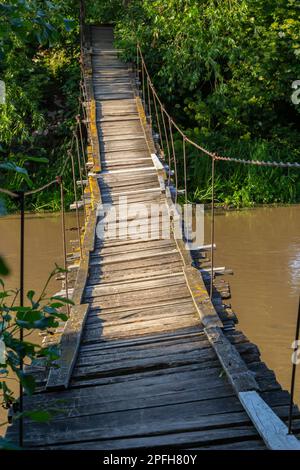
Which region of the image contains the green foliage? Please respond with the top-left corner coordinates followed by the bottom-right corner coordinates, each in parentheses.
top-left (0, 264), bottom-right (73, 438)
top-left (0, 0), bottom-right (80, 212)
top-left (113, 0), bottom-right (300, 206)
top-left (86, 0), bottom-right (126, 24)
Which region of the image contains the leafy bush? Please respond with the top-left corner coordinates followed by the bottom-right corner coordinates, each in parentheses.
top-left (0, 265), bottom-right (73, 448)
top-left (0, 0), bottom-right (79, 212)
top-left (113, 0), bottom-right (300, 206)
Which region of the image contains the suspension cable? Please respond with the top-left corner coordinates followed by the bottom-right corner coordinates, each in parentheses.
top-left (74, 131), bottom-right (86, 219)
top-left (146, 76), bottom-right (152, 130)
top-left (161, 106), bottom-right (171, 184)
top-left (24, 179), bottom-right (57, 196)
top-left (57, 176), bottom-right (70, 316)
top-left (0, 188), bottom-right (19, 198)
top-left (137, 44), bottom-right (300, 169)
top-left (183, 136), bottom-right (188, 205)
top-left (141, 59), bottom-right (145, 105)
top-left (151, 84), bottom-right (165, 157)
top-left (210, 156), bottom-right (216, 299)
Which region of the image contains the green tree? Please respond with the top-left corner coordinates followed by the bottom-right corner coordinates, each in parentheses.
top-left (114, 0), bottom-right (300, 206)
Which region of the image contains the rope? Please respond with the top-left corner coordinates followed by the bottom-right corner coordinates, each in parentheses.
top-left (24, 179), bottom-right (57, 196)
top-left (137, 44), bottom-right (300, 170)
top-left (214, 155), bottom-right (300, 168)
top-left (0, 187), bottom-right (19, 198)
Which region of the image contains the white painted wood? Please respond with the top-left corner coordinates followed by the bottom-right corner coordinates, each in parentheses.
top-left (101, 166), bottom-right (155, 175)
top-left (188, 243), bottom-right (216, 251)
top-left (151, 153), bottom-right (164, 171)
top-left (239, 391), bottom-right (300, 450)
top-left (158, 175), bottom-right (166, 193)
top-left (70, 201), bottom-right (84, 210)
top-left (200, 266), bottom-right (234, 275)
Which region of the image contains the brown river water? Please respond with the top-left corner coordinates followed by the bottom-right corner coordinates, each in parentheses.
top-left (0, 212), bottom-right (77, 431)
top-left (0, 206), bottom-right (300, 432)
top-left (205, 205), bottom-right (300, 406)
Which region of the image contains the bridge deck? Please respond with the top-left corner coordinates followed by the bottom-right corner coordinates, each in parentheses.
top-left (6, 26), bottom-right (300, 450)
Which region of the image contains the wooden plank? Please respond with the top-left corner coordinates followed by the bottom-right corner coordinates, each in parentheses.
top-left (95, 238), bottom-right (176, 253)
top-left (183, 266), bottom-right (223, 328)
top-left (5, 400), bottom-right (263, 447)
top-left (89, 248), bottom-right (180, 266)
top-left (85, 273), bottom-right (186, 297)
top-left (205, 326), bottom-right (259, 394)
top-left (48, 434), bottom-right (267, 450)
top-left (88, 253), bottom-right (182, 273)
top-left (82, 316), bottom-right (200, 343)
top-left (151, 153), bottom-right (164, 171)
top-left (88, 264), bottom-right (184, 286)
top-left (239, 391), bottom-right (300, 450)
top-left (46, 304), bottom-right (89, 390)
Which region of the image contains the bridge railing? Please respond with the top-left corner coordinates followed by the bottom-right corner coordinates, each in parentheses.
top-left (135, 43), bottom-right (300, 434)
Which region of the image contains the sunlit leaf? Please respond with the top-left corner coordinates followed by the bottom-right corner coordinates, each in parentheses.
top-left (25, 410), bottom-right (52, 422)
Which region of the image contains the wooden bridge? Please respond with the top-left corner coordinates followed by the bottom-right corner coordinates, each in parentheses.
top-left (6, 25), bottom-right (300, 450)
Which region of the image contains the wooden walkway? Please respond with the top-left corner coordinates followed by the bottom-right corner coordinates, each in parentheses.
top-left (6, 25), bottom-right (300, 450)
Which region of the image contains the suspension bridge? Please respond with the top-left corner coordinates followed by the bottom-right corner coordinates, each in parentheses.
top-left (5, 24), bottom-right (300, 450)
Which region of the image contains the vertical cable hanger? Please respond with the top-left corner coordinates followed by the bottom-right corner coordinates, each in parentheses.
top-left (18, 191), bottom-right (25, 448)
top-left (74, 131), bottom-right (86, 220)
top-left (69, 150), bottom-right (83, 258)
top-left (77, 115), bottom-right (88, 180)
top-left (183, 136), bottom-right (188, 205)
top-left (169, 118), bottom-right (178, 205)
top-left (146, 75), bottom-right (152, 131)
top-left (136, 43), bottom-right (139, 84)
top-left (161, 106), bottom-right (171, 185)
top-left (151, 85), bottom-right (165, 157)
top-left (210, 155), bottom-right (216, 299)
top-left (141, 57), bottom-right (145, 105)
top-left (57, 176), bottom-right (70, 316)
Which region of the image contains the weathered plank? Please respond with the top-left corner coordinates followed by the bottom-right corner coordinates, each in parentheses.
top-left (46, 304), bottom-right (89, 390)
top-left (239, 391), bottom-right (300, 450)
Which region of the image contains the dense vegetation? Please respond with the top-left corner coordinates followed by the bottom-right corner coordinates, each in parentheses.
top-left (0, 0), bottom-right (79, 213)
top-left (0, 0), bottom-right (300, 209)
top-left (113, 0), bottom-right (300, 206)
